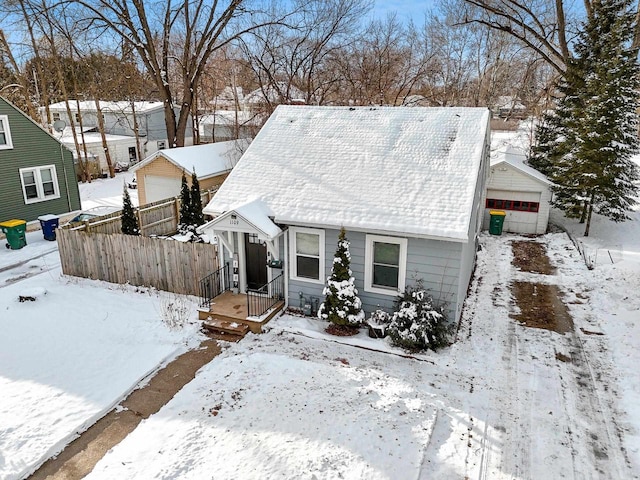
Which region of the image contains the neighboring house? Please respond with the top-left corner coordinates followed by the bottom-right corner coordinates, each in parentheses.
top-left (131, 140), bottom-right (243, 205)
top-left (60, 128), bottom-right (138, 176)
top-left (199, 105), bottom-right (491, 326)
top-left (42, 100), bottom-right (193, 159)
top-left (492, 96), bottom-right (527, 119)
top-left (243, 83), bottom-right (306, 110)
top-left (198, 111), bottom-right (261, 143)
top-left (0, 97), bottom-right (81, 223)
top-left (484, 146), bottom-right (553, 235)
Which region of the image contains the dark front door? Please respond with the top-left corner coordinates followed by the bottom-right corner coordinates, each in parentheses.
top-left (245, 234), bottom-right (268, 290)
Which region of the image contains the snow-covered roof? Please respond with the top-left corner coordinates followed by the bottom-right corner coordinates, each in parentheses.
top-left (244, 83), bottom-right (305, 104)
top-left (204, 106), bottom-right (491, 241)
top-left (131, 141), bottom-right (242, 179)
top-left (491, 146), bottom-right (552, 185)
top-left (60, 129), bottom-right (136, 145)
top-left (46, 101), bottom-right (164, 114)
top-left (201, 198), bottom-right (282, 240)
top-left (198, 111), bottom-right (262, 127)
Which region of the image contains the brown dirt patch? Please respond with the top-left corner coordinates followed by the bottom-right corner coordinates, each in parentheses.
top-left (511, 241), bottom-right (556, 274)
top-left (510, 281), bottom-right (574, 333)
top-left (325, 324), bottom-right (360, 336)
top-left (556, 352), bottom-right (572, 363)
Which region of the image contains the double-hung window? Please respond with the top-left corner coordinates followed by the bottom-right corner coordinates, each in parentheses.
top-left (365, 235), bottom-right (407, 295)
top-left (19, 165), bottom-right (60, 204)
top-left (0, 115), bottom-right (13, 149)
top-left (289, 227), bottom-right (324, 283)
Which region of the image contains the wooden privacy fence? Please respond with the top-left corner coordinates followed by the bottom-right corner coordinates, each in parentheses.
top-left (62, 187), bottom-right (219, 236)
top-left (57, 228), bottom-right (219, 296)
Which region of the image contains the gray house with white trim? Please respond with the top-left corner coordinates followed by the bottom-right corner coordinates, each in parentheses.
top-left (199, 106), bottom-right (491, 325)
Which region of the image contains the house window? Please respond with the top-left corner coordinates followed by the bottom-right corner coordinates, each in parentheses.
top-left (0, 115), bottom-right (13, 149)
top-left (289, 227), bottom-right (324, 283)
top-left (486, 198), bottom-right (539, 212)
top-left (365, 235), bottom-right (407, 295)
top-left (74, 113), bottom-right (81, 123)
top-left (19, 165), bottom-right (60, 204)
top-left (52, 112), bottom-right (61, 122)
top-left (128, 146), bottom-right (137, 161)
top-left (157, 140), bottom-right (166, 150)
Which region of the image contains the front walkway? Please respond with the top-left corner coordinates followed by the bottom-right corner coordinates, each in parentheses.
top-left (28, 339), bottom-right (223, 480)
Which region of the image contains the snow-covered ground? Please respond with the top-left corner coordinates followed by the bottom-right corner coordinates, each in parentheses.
top-left (2, 145), bottom-right (639, 479)
top-left (82, 229), bottom-right (639, 479)
top-left (78, 172), bottom-right (138, 210)
top-left (0, 230), bottom-right (203, 480)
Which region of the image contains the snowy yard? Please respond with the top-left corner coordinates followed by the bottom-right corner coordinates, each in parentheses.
top-left (83, 231), bottom-right (639, 479)
top-left (1, 163), bottom-right (639, 479)
top-left (0, 231), bottom-right (203, 480)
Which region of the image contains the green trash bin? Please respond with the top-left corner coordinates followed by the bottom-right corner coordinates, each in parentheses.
top-left (489, 210), bottom-right (506, 235)
top-left (0, 219), bottom-right (27, 250)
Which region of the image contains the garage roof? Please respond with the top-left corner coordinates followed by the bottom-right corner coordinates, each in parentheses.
top-left (132, 140), bottom-right (244, 180)
top-left (491, 146), bottom-right (552, 186)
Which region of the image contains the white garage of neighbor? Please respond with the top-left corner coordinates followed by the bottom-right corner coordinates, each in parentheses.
top-left (483, 146), bottom-right (553, 235)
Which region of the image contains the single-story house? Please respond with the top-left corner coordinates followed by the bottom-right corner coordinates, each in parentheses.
top-left (131, 140), bottom-right (244, 205)
top-left (198, 105), bottom-right (491, 328)
top-left (0, 96), bottom-right (81, 223)
top-left (483, 145), bottom-right (552, 235)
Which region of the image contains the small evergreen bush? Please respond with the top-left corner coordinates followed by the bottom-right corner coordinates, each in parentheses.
top-left (387, 280), bottom-right (452, 352)
top-left (178, 171), bottom-right (192, 233)
top-left (318, 228), bottom-right (365, 327)
top-left (121, 185), bottom-right (139, 235)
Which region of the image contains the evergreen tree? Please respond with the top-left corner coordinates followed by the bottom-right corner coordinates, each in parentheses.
top-left (190, 170), bottom-right (205, 226)
top-left (539, 0), bottom-right (640, 235)
top-left (121, 185), bottom-right (139, 235)
top-left (318, 228), bottom-right (365, 328)
top-left (178, 171), bottom-right (192, 231)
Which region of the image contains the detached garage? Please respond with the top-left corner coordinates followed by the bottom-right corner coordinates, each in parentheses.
top-left (483, 146), bottom-right (552, 235)
top-left (131, 140), bottom-right (243, 205)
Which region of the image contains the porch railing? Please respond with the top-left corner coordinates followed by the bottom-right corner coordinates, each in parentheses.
top-left (247, 273), bottom-right (284, 318)
top-left (199, 262), bottom-right (230, 309)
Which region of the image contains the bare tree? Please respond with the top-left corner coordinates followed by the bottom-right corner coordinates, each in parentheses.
top-left (69, 0), bottom-right (289, 147)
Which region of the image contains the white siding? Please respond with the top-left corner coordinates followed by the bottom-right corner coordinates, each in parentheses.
top-left (483, 163), bottom-right (552, 234)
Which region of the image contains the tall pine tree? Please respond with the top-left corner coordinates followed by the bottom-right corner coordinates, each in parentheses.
top-left (537, 0), bottom-right (640, 236)
top-left (178, 170), bottom-right (192, 232)
top-left (121, 185), bottom-right (139, 235)
top-left (318, 228), bottom-right (364, 328)
top-left (190, 169), bottom-right (205, 227)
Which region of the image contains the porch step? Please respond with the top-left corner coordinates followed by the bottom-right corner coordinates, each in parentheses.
top-left (202, 318), bottom-right (250, 338)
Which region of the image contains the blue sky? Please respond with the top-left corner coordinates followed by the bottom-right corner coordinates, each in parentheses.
top-left (371, 0), bottom-right (434, 22)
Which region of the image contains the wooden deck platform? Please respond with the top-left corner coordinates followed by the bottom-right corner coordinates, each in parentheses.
top-left (198, 291), bottom-right (285, 334)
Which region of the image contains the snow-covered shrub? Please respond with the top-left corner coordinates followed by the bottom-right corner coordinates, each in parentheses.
top-left (318, 228), bottom-right (365, 327)
top-left (387, 280), bottom-right (452, 352)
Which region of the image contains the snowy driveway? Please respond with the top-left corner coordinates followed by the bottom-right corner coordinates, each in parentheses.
top-left (83, 232), bottom-right (639, 479)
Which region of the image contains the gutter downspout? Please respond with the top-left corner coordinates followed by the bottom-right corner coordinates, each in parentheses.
top-left (283, 229), bottom-right (289, 310)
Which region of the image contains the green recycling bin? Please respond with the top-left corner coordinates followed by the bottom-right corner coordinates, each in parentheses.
top-left (489, 210), bottom-right (506, 235)
top-left (0, 219), bottom-right (27, 250)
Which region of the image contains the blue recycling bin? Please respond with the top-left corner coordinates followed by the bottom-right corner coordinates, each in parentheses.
top-left (38, 214), bottom-right (60, 241)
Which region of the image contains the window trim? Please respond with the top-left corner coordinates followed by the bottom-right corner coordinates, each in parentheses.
top-left (19, 165), bottom-right (60, 204)
top-left (364, 234), bottom-right (408, 296)
top-left (289, 226), bottom-right (325, 284)
top-left (486, 198), bottom-right (539, 213)
top-left (0, 115), bottom-right (14, 150)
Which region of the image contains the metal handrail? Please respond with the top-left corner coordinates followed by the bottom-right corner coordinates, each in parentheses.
top-left (247, 273), bottom-right (284, 318)
top-left (199, 262), bottom-right (230, 308)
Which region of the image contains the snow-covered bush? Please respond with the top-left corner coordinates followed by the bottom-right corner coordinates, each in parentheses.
top-left (387, 280), bottom-right (452, 352)
top-left (366, 309), bottom-right (391, 338)
top-left (318, 228), bottom-right (365, 327)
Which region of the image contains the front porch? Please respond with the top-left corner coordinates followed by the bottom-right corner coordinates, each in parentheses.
top-left (198, 268), bottom-right (285, 335)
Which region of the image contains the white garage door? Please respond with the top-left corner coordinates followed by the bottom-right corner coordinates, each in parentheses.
top-left (486, 189), bottom-right (541, 234)
top-left (145, 175), bottom-right (182, 204)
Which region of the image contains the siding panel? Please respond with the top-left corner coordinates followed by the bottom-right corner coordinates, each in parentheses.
top-left (287, 227), bottom-right (462, 322)
top-left (0, 98), bottom-right (81, 223)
